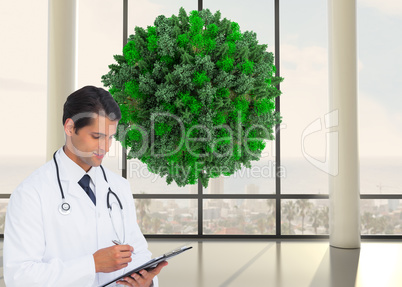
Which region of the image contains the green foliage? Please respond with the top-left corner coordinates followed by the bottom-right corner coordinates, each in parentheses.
top-left (193, 71), bottom-right (211, 86)
top-left (147, 26), bottom-right (158, 52)
top-left (102, 7), bottom-right (283, 188)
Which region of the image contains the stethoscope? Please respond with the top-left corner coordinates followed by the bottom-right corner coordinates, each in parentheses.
top-left (53, 151), bottom-right (126, 244)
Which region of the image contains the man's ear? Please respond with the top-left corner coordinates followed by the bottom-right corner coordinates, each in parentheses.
top-left (64, 118), bottom-right (75, 136)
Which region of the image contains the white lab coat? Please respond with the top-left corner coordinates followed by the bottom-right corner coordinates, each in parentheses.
top-left (4, 148), bottom-right (158, 287)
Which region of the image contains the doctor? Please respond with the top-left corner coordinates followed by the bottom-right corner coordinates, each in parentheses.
top-left (3, 86), bottom-right (167, 287)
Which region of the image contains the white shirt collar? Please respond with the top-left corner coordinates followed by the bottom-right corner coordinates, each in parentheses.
top-left (58, 147), bottom-right (97, 185)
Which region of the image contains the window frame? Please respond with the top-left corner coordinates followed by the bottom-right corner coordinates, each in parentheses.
top-left (1, 0), bottom-right (401, 241)
top-left (124, 0), bottom-right (402, 240)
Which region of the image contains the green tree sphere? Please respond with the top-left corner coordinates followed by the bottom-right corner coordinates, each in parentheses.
top-left (102, 7), bottom-right (283, 188)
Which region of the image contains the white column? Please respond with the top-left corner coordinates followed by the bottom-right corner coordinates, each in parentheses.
top-left (328, 0), bottom-right (360, 248)
top-left (46, 0), bottom-right (78, 161)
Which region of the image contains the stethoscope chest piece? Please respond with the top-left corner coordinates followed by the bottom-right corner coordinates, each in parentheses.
top-left (59, 201), bottom-right (71, 215)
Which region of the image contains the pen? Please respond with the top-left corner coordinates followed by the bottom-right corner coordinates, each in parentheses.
top-left (112, 240), bottom-right (135, 255)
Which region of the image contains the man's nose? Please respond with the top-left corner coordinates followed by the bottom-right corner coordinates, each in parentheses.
top-left (98, 138), bottom-right (109, 154)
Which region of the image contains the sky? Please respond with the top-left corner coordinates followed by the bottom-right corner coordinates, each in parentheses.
top-left (0, 0), bottom-right (401, 159)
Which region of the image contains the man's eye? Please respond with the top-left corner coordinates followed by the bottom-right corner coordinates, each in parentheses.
top-left (92, 136), bottom-right (100, 139)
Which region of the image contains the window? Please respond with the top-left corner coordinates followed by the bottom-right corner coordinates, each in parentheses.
top-left (1, 0), bottom-right (400, 240)
top-left (0, 0), bottom-right (49, 231)
top-left (357, 0), bottom-right (402, 236)
top-left (126, 0), bottom-right (279, 238)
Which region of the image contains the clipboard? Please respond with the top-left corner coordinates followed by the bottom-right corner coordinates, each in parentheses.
top-left (99, 245), bottom-right (192, 287)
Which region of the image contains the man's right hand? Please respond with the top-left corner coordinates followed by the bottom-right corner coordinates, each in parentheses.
top-left (93, 244), bottom-right (134, 273)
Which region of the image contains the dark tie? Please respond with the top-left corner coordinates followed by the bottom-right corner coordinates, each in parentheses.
top-left (78, 174), bottom-right (96, 205)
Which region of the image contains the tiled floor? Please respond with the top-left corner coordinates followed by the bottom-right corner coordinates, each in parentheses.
top-left (1, 240), bottom-right (402, 287)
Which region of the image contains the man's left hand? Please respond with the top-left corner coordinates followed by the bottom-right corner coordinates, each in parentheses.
top-left (116, 261), bottom-right (168, 287)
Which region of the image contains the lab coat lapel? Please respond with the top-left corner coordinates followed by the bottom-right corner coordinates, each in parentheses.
top-left (56, 148), bottom-right (96, 209)
top-left (62, 178), bottom-right (96, 210)
top-left (59, 167), bottom-right (108, 209)
top-left (95, 167), bottom-right (109, 210)
top-left (59, 167), bottom-right (96, 209)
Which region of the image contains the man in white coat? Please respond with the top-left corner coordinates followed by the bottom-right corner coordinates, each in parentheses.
top-left (4, 86), bottom-right (167, 287)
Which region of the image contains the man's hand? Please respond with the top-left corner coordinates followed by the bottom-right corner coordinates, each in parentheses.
top-left (116, 261), bottom-right (168, 287)
top-left (93, 244), bottom-right (134, 273)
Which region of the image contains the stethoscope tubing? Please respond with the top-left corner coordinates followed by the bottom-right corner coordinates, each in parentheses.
top-left (53, 150), bottom-right (126, 243)
top-left (53, 151), bottom-right (66, 200)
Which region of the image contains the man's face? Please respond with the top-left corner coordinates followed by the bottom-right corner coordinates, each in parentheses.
top-left (65, 114), bottom-right (118, 171)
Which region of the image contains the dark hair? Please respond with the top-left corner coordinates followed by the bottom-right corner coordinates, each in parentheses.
top-left (63, 86), bottom-right (121, 133)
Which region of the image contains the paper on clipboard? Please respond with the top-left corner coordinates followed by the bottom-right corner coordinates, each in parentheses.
top-left (99, 245), bottom-right (192, 287)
